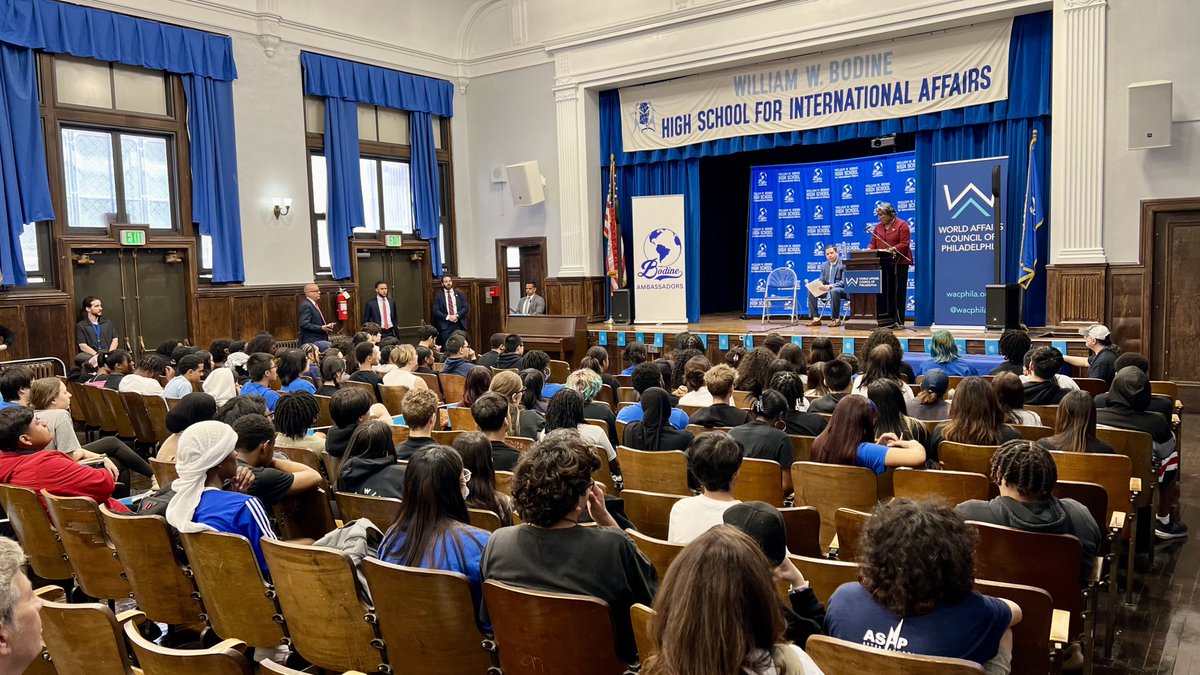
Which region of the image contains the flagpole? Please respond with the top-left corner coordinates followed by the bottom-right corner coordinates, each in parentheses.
top-left (1017, 129), bottom-right (1037, 329)
top-left (605, 153), bottom-right (616, 326)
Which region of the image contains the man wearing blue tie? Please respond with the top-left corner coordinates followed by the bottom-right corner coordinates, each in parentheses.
top-left (807, 245), bottom-right (846, 327)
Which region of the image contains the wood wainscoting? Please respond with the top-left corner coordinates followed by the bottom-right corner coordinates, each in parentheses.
top-left (427, 278), bottom-right (505, 352)
top-left (543, 277), bottom-right (607, 322)
top-left (0, 292), bottom-right (75, 367)
top-left (193, 282), bottom-right (352, 349)
top-left (1045, 264), bottom-right (1108, 327)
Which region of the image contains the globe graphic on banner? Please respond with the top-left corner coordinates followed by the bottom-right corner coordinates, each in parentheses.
top-left (644, 228), bottom-right (682, 268)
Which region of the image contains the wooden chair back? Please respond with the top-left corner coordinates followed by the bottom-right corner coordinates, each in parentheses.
top-left (431, 429), bottom-right (464, 445)
top-left (259, 539), bottom-right (385, 673)
top-left (142, 394), bottom-right (172, 443)
top-left (448, 406), bottom-right (478, 431)
top-left (149, 457), bottom-right (178, 487)
top-left (1026, 404), bottom-right (1058, 429)
top-left (586, 440), bottom-right (618, 496)
top-left (274, 444), bottom-right (325, 476)
top-left (791, 461), bottom-right (879, 553)
top-left (970, 521), bottom-right (1084, 624)
top-left (732, 457), bottom-right (784, 506)
top-left (124, 620), bottom-right (251, 674)
top-left (1053, 480), bottom-right (1108, 533)
top-left (483, 579), bottom-right (629, 675)
top-left (342, 379), bottom-right (378, 403)
top-left (677, 404), bottom-right (702, 417)
top-left (495, 470), bottom-right (514, 496)
top-left (731, 390), bottom-right (754, 408)
top-left (806, 635), bottom-right (985, 674)
top-left (686, 424), bottom-right (730, 436)
top-left (616, 374), bottom-right (633, 388)
top-left (779, 506), bottom-right (822, 558)
top-left (379, 384), bottom-right (409, 415)
top-left (626, 528), bottom-right (685, 580)
top-left (82, 384), bottom-right (118, 434)
top-left (597, 383), bottom-right (616, 408)
top-left (0, 484), bottom-right (72, 580)
top-left (620, 490), bottom-right (684, 541)
top-left (392, 425), bottom-right (410, 444)
top-left (617, 386), bottom-right (638, 403)
top-left (415, 372), bottom-right (442, 398)
top-left (119, 391), bottom-right (157, 446)
top-left (37, 589), bottom-right (139, 675)
top-left (974, 579), bottom-right (1059, 675)
top-left (362, 559), bottom-right (496, 675)
top-left (630, 603), bottom-right (657, 665)
top-left (438, 374), bottom-right (466, 405)
top-left (1073, 378), bottom-right (1108, 396)
top-left (272, 487), bottom-right (337, 541)
top-left (179, 531), bottom-right (287, 649)
top-left (617, 446), bottom-right (690, 495)
top-left (335, 492), bottom-right (403, 530)
top-left (916, 418), bottom-right (942, 435)
top-left (1012, 424), bottom-right (1053, 441)
top-left (938, 442), bottom-right (1000, 476)
top-left (1150, 380), bottom-right (1178, 400)
top-left (100, 387), bottom-right (136, 439)
top-left (314, 394), bottom-right (334, 427)
top-left (893, 468), bottom-right (989, 506)
top-left (789, 434), bottom-right (816, 463)
top-left (467, 508), bottom-right (502, 532)
top-left (790, 554), bottom-right (859, 604)
top-left (66, 380), bottom-right (92, 427)
top-left (832, 508), bottom-right (870, 562)
top-left (505, 435), bottom-right (534, 452)
top-left (1096, 427), bottom-right (1155, 509)
top-left (40, 492), bottom-right (130, 601)
top-left (548, 359), bottom-right (570, 384)
top-left (1049, 451), bottom-right (1132, 528)
top-left (100, 507), bottom-right (202, 625)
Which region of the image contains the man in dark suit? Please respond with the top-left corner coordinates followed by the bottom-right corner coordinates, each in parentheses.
top-left (431, 275), bottom-right (468, 345)
top-left (298, 283), bottom-right (335, 349)
top-left (362, 280), bottom-right (398, 339)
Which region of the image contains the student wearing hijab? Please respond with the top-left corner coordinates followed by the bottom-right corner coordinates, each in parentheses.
top-left (202, 366), bottom-right (239, 406)
top-left (622, 387), bottom-right (694, 452)
top-left (157, 392), bottom-right (217, 461)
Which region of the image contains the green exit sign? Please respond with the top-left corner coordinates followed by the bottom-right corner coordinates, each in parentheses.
top-left (385, 234), bottom-right (403, 247)
top-left (119, 230), bottom-right (145, 246)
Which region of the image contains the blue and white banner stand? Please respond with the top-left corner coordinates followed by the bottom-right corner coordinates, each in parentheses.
top-left (931, 156), bottom-right (1008, 326)
top-left (632, 195), bottom-right (689, 324)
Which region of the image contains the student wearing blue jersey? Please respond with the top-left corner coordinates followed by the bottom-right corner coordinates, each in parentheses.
top-left (238, 353), bottom-right (280, 413)
top-left (811, 395), bottom-right (925, 475)
top-left (276, 349), bottom-right (316, 394)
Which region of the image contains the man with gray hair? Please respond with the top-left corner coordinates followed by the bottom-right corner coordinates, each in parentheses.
top-left (0, 537), bottom-right (44, 673)
top-left (866, 202), bottom-right (912, 328)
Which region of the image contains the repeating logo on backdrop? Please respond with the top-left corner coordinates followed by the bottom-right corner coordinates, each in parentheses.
top-left (783, 188), bottom-right (795, 204)
top-left (905, 177), bottom-right (916, 193)
top-left (872, 161), bottom-right (885, 178)
top-left (813, 240), bottom-right (825, 256)
top-left (757, 207), bottom-right (768, 223)
top-left (841, 184), bottom-right (853, 200)
top-left (639, 228), bottom-right (684, 280)
top-left (812, 168), bottom-right (823, 183)
top-left (633, 102), bottom-right (656, 133)
top-left (757, 171), bottom-right (768, 187)
top-left (784, 224), bottom-right (795, 240)
top-left (943, 182), bottom-right (993, 220)
top-left (842, 221), bottom-right (856, 238)
top-left (812, 204), bottom-right (824, 221)
top-left (757, 243), bottom-right (768, 258)
top-left (756, 278), bottom-right (767, 293)
top-left (906, 295), bottom-right (916, 312)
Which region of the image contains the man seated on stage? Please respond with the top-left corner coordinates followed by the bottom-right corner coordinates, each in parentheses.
top-left (617, 362), bottom-right (690, 430)
top-left (514, 282), bottom-right (546, 315)
top-left (867, 202), bottom-right (912, 329)
top-left (808, 245), bottom-right (847, 327)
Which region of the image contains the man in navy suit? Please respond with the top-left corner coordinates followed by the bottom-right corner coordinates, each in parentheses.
top-left (298, 283), bottom-right (335, 348)
top-left (362, 280), bottom-right (398, 339)
top-left (431, 275), bottom-right (469, 345)
top-left (808, 246), bottom-right (847, 327)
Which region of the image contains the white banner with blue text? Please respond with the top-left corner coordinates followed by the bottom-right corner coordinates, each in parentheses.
top-left (631, 195), bottom-right (689, 324)
top-left (619, 19), bottom-right (1012, 152)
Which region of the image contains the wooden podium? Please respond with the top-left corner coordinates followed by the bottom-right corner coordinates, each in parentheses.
top-left (844, 250), bottom-right (895, 331)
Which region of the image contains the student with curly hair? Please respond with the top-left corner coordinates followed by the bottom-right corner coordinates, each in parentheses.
top-left (735, 347), bottom-right (777, 401)
top-left (990, 330), bottom-right (1032, 376)
top-left (860, 327), bottom-right (915, 384)
top-left (480, 430), bottom-right (658, 664)
top-left (272, 391), bottom-right (325, 453)
top-left (544, 389), bottom-right (616, 465)
top-left (826, 498), bottom-right (1021, 672)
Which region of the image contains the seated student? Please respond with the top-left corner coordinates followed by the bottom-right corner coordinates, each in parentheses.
top-left (0, 367), bottom-right (31, 411)
top-left (668, 432), bottom-right (742, 544)
top-left (1092, 352), bottom-right (1173, 418)
top-left (826, 499), bottom-right (1020, 673)
top-left (238, 353), bottom-right (281, 413)
top-left (382, 344), bottom-right (429, 390)
top-left (805, 358), bottom-right (854, 414)
top-left (202, 365), bottom-right (239, 406)
top-left (778, 342), bottom-right (809, 378)
top-left (956, 440), bottom-right (1101, 580)
top-left (917, 329), bottom-right (979, 377)
top-left (232, 414), bottom-right (323, 509)
top-left (689, 365), bottom-right (754, 429)
top-left (453, 431), bottom-right (516, 526)
top-left (990, 330), bottom-right (1032, 376)
top-left (867, 380), bottom-right (930, 448)
top-left (728, 391), bottom-right (793, 495)
top-left (118, 353), bottom-right (170, 397)
top-left (620, 341), bottom-right (648, 376)
top-left (272, 391), bottom-right (326, 453)
top-left (326, 387), bottom-right (393, 459)
top-left (643, 525), bottom-right (823, 675)
top-left (859, 328), bottom-right (916, 385)
top-left (416, 325), bottom-right (441, 360)
top-left (277, 349), bottom-right (317, 395)
top-left (992, 372), bottom-right (1042, 426)
top-left (735, 348), bottom-right (776, 401)
top-left (166, 420), bottom-right (278, 572)
top-left (545, 389), bottom-right (619, 474)
top-left (441, 335), bottom-right (475, 378)
top-left (812, 395), bottom-right (926, 474)
top-left (851, 344), bottom-right (916, 402)
top-left (458, 367), bottom-right (492, 409)
top-left (158, 393), bottom-right (217, 461)
top-left (376, 445), bottom-right (491, 615)
top-left (476, 333), bottom-right (506, 369)
top-left (522, 350), bottom-right (562, 399)
top-left (1021, 346), bottom-right (1077, 402)
top-left (616, 363), bottom-right (690, 430)
top-left (668, 348), bottom-right (704, 395)
top-left (566, 368), bottom-right (617, 445)
top-left (100, 349), bottom-right (135, 390)
top-left (496, 334), bottom-right (525, 370)
top-left (770, 371), bottom-right (826, 436)
top-left (622, 388), bottom-right (694, 454)
top-left (414, 346), bottom-right (438, 375)
top-left (675, 356), bottom-right (713, 406)
top-left (347, 342), bottom-right (385, 399)
top-left (0, 407), bottom-right (129, 513)
top-left (906, 368), bottom-right (950, 421)
top-left (480, 431), bottom-right (658, 664)
top-left (163, 354), bottom-right (205, 399)
top-left (396, 388), bottom-right (440, 460)
top-left (470, 392), bottom-right (521, 472)
top-left (582, 345), bottom-right (620, 395)
top-left (1037, 390), bottom-right (1113, 455)
top-left (1063, 324), bottom-right (1120, 385)
top-left (928, 377), bottom-right (1021, 465)
top-left (316, 356), bottom-right (345, 397)
top-left (1097, 366), bottom-right (1186, 539)
top-left (337, 421), bottom-right (405, 499)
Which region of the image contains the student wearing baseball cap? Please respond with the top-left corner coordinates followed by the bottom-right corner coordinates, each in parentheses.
top-left (1064, 324), bottom-right (1120, 385)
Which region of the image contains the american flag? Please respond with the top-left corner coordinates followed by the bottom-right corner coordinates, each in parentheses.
top-left (603, 154), bottom-right (626, 291)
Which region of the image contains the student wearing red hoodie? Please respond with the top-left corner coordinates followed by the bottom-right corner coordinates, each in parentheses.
top-left (0, 407), bottom-right (129, 513)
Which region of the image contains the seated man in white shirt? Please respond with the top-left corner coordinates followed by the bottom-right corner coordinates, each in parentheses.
top-left (117, 353), bottom-right (171, 397)
top-left (668, 431), bottom-right (742, 544)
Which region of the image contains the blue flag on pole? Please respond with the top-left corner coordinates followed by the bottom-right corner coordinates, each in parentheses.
top-left (1018, 132), bottom-right (1044, 290)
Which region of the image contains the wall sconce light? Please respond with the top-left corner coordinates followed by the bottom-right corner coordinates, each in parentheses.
top-left (272, 197), bottom-right (292, 219)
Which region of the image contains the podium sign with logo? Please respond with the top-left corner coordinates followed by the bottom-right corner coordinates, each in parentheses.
top-left (631, 195), bottom-right (688, 324)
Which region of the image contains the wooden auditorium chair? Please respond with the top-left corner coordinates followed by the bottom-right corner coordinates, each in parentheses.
top-left (620, 489), bottom-right (684, 541)
top-left (790, 461), bottom-right (879, 554)
top-left (805, 635), bottom-right (985, 674)
top-left (616, 447), bottom-right (689, 495)
top-left (41, 492), bottom-right (131, 603)
top-left (625, 528), bottom-right (685, 581)
top-left (732, 456), bottom-right (785, 506)
top-left (892, 468), bottom-right (990, 506)
top-left (124, 620), bottom-right (252, 675)
top-left (778, 506), bottom-right (823, 558)
top-left (35, 586), bottom-right (143, 675)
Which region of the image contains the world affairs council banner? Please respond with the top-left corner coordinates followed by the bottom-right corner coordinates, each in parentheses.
top-left (619, 20), bottom-right (1012, 152)
top-left (931, 157), bottom-right (1008, 326)
top-left (745, 153), bottom-right (916, 318)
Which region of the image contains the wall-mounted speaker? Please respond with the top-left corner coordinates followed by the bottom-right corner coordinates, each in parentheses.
top-left (505, 161), bottom-right (545, 206)
top-left (1128, 80), bottom-right (1172, 150)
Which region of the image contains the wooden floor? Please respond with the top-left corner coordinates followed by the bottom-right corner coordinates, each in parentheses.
top-left (1098, 386), bottom-right (1200, 674)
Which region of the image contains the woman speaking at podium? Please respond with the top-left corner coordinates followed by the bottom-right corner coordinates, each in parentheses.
top-left (867, 202), bottom-right (912, 329)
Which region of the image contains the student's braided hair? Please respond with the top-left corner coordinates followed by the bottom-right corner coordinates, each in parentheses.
top-left (989, 439), bottom-right (1057, 500)
top-left (274, 391), bottom-right (320, 439)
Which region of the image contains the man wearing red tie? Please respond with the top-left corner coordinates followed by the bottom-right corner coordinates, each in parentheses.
top-left (362, 281), bottom-right (399, 339)
top-left (432, 275), bottom-right (469, 345)
top-left (867, 202), bottom-right (913, 329)
top-left (298, 283), bottom-right (336, 349)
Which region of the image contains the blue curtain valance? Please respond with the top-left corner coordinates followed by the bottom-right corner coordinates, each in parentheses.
top-left (0, 0), bottom-right (236, 81)
top-left (300, 51), bottom-right (453, 118)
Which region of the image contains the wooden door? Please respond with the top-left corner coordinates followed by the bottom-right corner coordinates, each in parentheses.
top-left (1151, 208), bottom-right (1200, 384)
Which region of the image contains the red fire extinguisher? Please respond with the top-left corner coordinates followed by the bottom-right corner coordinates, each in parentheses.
top-left (336, 289), bottom-right (350, 322)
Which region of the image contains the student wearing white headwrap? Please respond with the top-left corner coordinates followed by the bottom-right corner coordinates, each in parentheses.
top-left (166, 420), bottom-right (277, 571)
top-left (201, 367), bottom-right (239, 406)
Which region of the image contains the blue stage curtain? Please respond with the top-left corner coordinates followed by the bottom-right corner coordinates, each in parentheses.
top-left (599, 11), bottom-right (1050, 325)
top-left (0, 42), bottom-right (53, 285)
top-left (323, 97), bottom-right (364, 280)
top-left (299, 52), bottom-right (452, 118)
top-left (182, 75), bottom-right (243, 283)
top-left (409, 110), bottom-right (443, 276)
